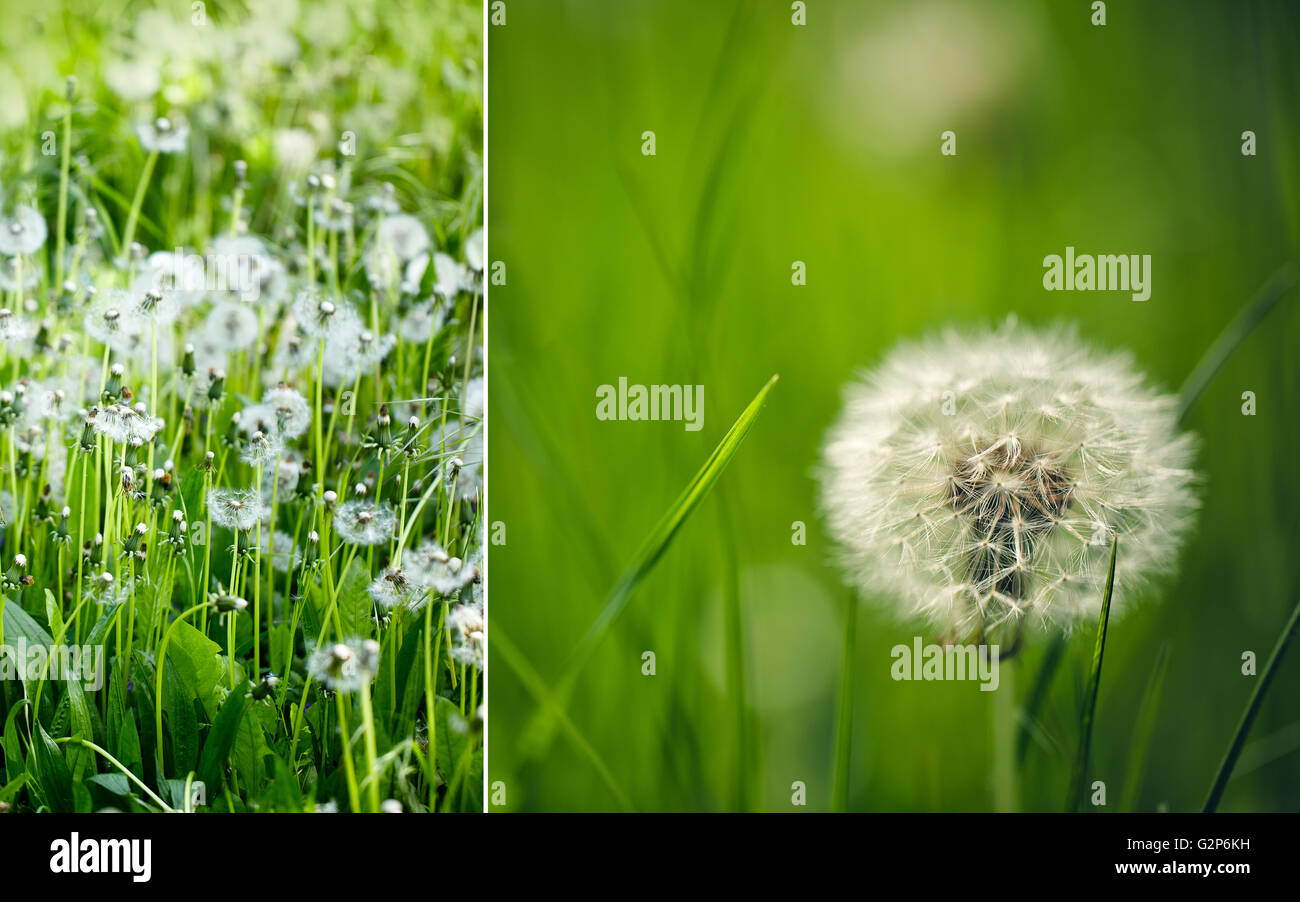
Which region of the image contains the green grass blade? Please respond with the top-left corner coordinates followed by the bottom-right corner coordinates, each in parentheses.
top-left (1120, 642), bottom-right (1171, 811)
top-left (1203, 596), bottom-right (1300, 812)
top-left (1068, 534), bottom-right (1117, 812)
top-left (489, 623), bottom-right (634, 812)
top-left (1016, 630), bottom-right (1066, 765)
top-left (831, 591), bottom-right (858, 812)
top-left (572, 374), bottom-right (779, 665)
top-left (1176, 263), bottom-right (1297, 425)
top-left (517, 374), bottom-right (779, 761)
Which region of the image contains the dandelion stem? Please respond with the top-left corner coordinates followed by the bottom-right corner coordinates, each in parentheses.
top-left (54, 97), bottom-right (72, 287)
top-left (358, 681), bottom-right (381, 812)
top-left (121, 149), bottom-right (159, 256)
top-left (74, 739), bottom-right (176, 812)
top-left (335, 693), bottom-right (362, 812)
top-left (831, 591), bottom-right (857, 813)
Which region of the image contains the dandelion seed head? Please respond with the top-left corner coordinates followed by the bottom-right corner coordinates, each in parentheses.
top-left (0, 308), bottom-right (36, 346)
top-left (0, 206), bottom-right (48, 255)
top-left (307, 637), bottom-right (380, 692)
top-left (84, 291), bottom-right (144, 350)
top-left (396, 301), bottom-right (445, 345)
top-left (368, 568), bottom-right (427, 612)
top-left (239, 428), bottom-right (286, 466)
top-left (446, 603), bottom-right (483, 669)
top-left (204, 300), bottom-right (260, 351)
top-left (332, 499), bottom-right (396, 546)
top-left (405, 539), bottom-right (475, 596)
top-left (92, 403), bottom-right (164, 444)
top-left (207, 487), bottom-right (270, 531)
top-left (818, 320), bottom-right (1199, 635)
top-left (135, 115), bottom-right (190, 154)
top-left (432, 251), bottom-right (475, 300)
top-left (246, 384), bottom-right (311, 439)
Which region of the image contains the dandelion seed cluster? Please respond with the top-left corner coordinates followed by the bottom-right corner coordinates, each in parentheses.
top-left (819, 320), bottom-right (1198, 636)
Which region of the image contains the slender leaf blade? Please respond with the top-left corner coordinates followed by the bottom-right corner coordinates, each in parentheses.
top-left (1068, 534), bottom-right (1117, 812)
top-left (1203, 596), bottom-right (1300, 812)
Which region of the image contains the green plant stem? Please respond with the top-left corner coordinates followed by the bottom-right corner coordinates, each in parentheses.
top-left (121, 149), bottom-right (159, 255)
top-left (831, 592), bottom-right (857, 813)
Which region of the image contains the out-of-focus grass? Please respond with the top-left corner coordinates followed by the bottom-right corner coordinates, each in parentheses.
top-left (488, 0), bottom-right (1300, 811)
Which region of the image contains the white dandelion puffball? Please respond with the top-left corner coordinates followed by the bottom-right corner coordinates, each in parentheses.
top-left (208, 488), bottom-right (270, 532)
top-left (818, 320), bottom-right (1198, 636)
top-left (333, 500), bottom-right (398, 546)
top-left (0, 206), bottom-right (49, 255)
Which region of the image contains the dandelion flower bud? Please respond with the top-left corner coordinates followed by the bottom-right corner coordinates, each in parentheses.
top-left (214, 595), bottom-right (248, 613)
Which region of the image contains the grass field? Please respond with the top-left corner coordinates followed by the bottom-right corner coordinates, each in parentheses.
top-left (0, 0), bottom-right (483, 813)
top-left (488, 0), bottom-right (1300, 812)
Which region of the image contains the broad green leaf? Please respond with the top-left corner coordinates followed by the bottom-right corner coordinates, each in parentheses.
top-left (269, 621), bottom-right (293, 678)
top-left (2, 603), bottom-right (54, 703)
top-left (162, 657), bottom-right (200, 776)
top-left (165, 618), bottom-right (226, 719)
top-left (72, 781), bottom-right (93, 813)
top-left (268, 753), bottom-right (304, 812)
top-left (116, 712), bottom-right (143, 780)
top-left (197, 687), bottom-right (248, 791)
top-left (2, 699), bottom-right (28, 783)
top-left (84, 604), bottom-right (121, 647)
top-left (0, 774), bottom-right (26, 804)
top-left (65, 678), bottom-right (96, 780)
top-left (336, 564), bottom-right (373, 639)
top-left (31, 722), bottom-right (74, 812)
top-left (232, 708), bottom-right (267, 791)
top-left (86, 772), bottom-right (133, 799)
top-left (435, 696), bottom-right (482, 813)
top-left (43, 590), bottom-right (63, 644)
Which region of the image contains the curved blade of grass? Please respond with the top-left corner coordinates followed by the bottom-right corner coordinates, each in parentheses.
top-left (1176, 263), bottom-right (1297, 425)
top-left (573, 374), bottom-right (779, 665)
top-left (1203, 596), bottom-right (1300, 812)
top-left (518, 374), bottom-right (779, 759)
top-left (1120, 641), bottom-right (1170, 811)
top-left (1016, 630), bottom-right (1066, 765)
top-left (488, 623), bottom-right (633, 812)
top-left (1067, 534), bottom-right (1117, 812)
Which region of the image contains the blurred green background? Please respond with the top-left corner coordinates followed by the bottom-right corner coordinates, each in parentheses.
top-left (487, 0), bottom-right (1300, 812)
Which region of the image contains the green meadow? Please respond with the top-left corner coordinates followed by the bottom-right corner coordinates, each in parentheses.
top-left (488, 0), bottom-right (1300, 812)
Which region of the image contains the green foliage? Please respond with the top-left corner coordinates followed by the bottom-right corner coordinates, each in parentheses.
top-left (0, 0), bottom-right (482, 814)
